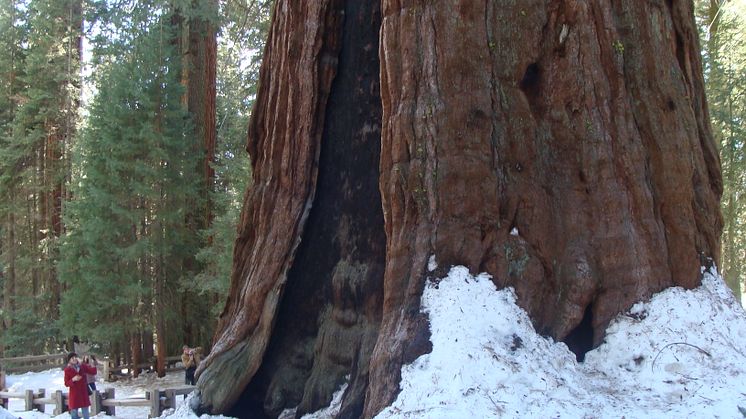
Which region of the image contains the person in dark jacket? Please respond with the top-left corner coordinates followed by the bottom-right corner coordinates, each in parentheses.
top-left (64, 352), bottom-right (96, 419)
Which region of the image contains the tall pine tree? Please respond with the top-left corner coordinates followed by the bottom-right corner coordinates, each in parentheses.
top-left (193, 0), bottom-right (272, 334)
top-left (59, 4), bottom-right (201, 366)
top-left (697, 0), bottom-right (746, 302)
top-left (0, 0), bottom-right (82, 355)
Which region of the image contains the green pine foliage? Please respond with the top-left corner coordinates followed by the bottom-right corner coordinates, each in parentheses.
top-left (0, 0), bottom-right (81, 354)
top-left (192, 0), bottom-right (272, 320)
top-left (0, 4), bottom-right (26, 347)
top-left (697, 0), bottom-right (746, 303)
top-left (0, 0), bottom-right (271, 358)
top-left (59, 5), bottom-right (200, 352)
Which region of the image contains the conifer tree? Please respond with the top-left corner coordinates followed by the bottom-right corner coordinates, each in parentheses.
top-left (0, 0), bottom-right (82, 354)
top-left (193, 0), bottom-right (271, 335)
top-left (59, 3), bottom-right (201, 360)
top-left (697, 0), bottom-right (746, 302)
top-left (168, 0), bottom-right (219, 359)
top-left (0, 0), bottom-right (26, 355)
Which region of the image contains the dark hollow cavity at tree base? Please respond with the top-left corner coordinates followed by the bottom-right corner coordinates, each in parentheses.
top-left (563, 304), bottom-right (595, 362)
top-left (226, 1), bottom-right (385, 418)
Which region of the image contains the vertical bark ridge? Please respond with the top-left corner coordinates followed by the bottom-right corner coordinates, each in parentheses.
top-left (226, 2), bottom-right (385, 418)
top-left (196, 1), bottom-right (346, 413)
top-left (365, 0), bottom-right (721, 415)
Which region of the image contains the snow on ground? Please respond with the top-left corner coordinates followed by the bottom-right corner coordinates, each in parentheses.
top-left (0, 407), bottom-right (19, 419)
top-left (373, 265), bottom-right (746, 419)
top-left (278, 381), bottom-right (349, 419)
top-left (3, 369), bottom-right (231, 419)
top-left (5, 265), bottom-right (746, 419)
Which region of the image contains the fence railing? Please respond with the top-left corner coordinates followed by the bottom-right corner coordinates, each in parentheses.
top-left (0, 354), bottom-right (67, 374)
top-left (0, 354), bottom-right (185, 381)
top-left (102, 355), bottom-right (183, 381)
top-left (0, 385), bottom-right (196, 418)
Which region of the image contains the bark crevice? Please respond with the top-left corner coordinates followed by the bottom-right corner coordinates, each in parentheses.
top-left (222, 1), bottom-right (385, 418)
top-left (198, 1), bottom-right (722, 418)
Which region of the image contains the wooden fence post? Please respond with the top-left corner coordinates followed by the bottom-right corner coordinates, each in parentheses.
top-left (147, 388), bottom-right (160, 418)
top-left (164, 389), bottom-right (176, 411)
top-left (103, 358), bottom-right (112, 382)
top-left (37, 388), bottom-right (45, 412)
top-left (53, 389), bottom-right (65, 415)
top-left (24, 389), bottom-right (34, 411)
top-left (90, 390), bottom-right (101, 415)
top-left (104, 387), bottom-right (115, 416)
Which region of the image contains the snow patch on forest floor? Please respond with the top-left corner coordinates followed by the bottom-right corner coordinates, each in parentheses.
top-left (373, 265), bottom-right (746, 419)
top-left (5, 266), bottom-right (746, 418)
top-left (2, 369), bottom-right (229, 419)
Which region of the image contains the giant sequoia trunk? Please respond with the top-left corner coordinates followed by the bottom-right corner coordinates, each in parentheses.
top-left (196, 1), bottom-right (722, 418)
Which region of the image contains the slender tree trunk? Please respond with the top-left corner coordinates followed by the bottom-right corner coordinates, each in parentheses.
top-left (197, 1), bottom-right (722, 417)
top-left (171, 0), bottom-right (218, 346)
top-left (48, 0), bottom-right (83, 316)
top-left (2, 213), bottom-right (16, 331)
top-left (187, 0), bottom-right (217, 230)
top-left (122, 334), bottom-right (131, 371)
top-left (143, 330), bottom-right (154, 361)
top-left (173, 1), bottom-right (217, 234)
top-left (45, 125), bottom-right (62, 317)
top-left (28, 187), bottom-right (39, 297)
top-left (130, 331), bottom-right (142, 378)
top-left (704, 0), bottom-right (740, 299)
top-left (155, 256), bottom-right (167, 378)
top-left (152, 188), bottom-right (167, 379)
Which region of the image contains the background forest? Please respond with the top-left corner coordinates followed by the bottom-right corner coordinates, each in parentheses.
top-left (0, 0), bottom-right (743, 362)
top-left (0, 0), bottom-right (271, 361)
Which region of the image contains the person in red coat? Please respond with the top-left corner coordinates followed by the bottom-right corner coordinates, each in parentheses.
top-left (64, 352), bottom-right (96, 419)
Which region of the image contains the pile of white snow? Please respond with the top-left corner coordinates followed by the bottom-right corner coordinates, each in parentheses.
top-left (373, 265), bottom-right (746, 418)
top-left (5, 265), bottom-right (746, 418)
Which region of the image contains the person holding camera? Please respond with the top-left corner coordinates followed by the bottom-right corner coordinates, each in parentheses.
top-left (64, 352), bottom-right (96, 419)
top-left (82, 355), bottom-right (98, 395)
top-left (182, 345), bottom-right (202, 385)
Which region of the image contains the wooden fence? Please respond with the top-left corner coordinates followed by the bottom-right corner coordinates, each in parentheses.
top-left (101, 355), bottom-right (183, 381)
top-left (0, 385), bottom-right (196, 418)
top-left (0, 354), bottom-right (184, 381)
top-left (0, 353), bottom-right (66, 374)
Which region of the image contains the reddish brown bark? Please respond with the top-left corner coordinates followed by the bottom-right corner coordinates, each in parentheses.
top-left (196, 1), bottom-right (347, 414)
top-left (186, 1), bottom-right (218, 228)
top-left (171, 0), bottom-right (218, 351)
top-left (130, 332), bottom-right (142, 379)
top-left (155, 315), bottom-right (167, 378)
top-left (197, 1), bottom-right (722, 418)
top-left (365, 1), bottom-right (721, 414)
top-left (171, 0), bottom-right (217, 234)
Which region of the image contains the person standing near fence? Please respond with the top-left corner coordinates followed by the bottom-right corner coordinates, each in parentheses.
top-left (64, 352), bottom-right (96, 419)
top-left (82, 355), bottom-right (97, 395)
top-left (181, 345), bottom-right (201, 385)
